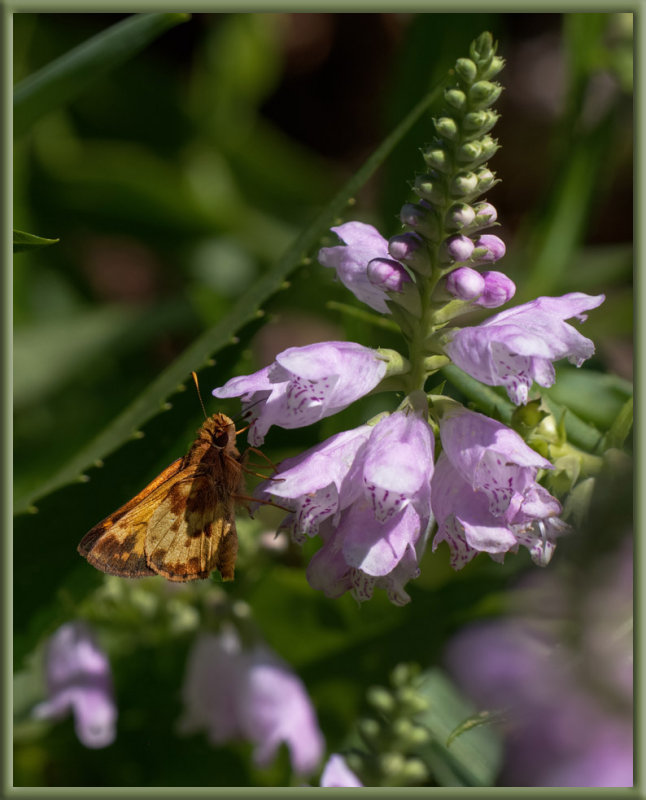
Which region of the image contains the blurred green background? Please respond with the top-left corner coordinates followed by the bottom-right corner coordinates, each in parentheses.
top-left (13, 12), bottom-right (633, 787)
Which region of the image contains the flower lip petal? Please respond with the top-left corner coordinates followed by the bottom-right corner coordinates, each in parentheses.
top-left (444, 293), bottom-right (604, 405)
top-left (341, 503), bottom-right (421, 577)
top-left (212, 365), bottom-right (273, 399)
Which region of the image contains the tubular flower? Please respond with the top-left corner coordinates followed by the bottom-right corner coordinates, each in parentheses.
top-left (32, 622), bottom-right (117, 749)
top-left (258, 409), bottom-right (435, 605)
top-left (431, 404), bottom-right (567, 569)
top-left (443, 293), bottom-right (605, 404)
top-left (318, 221), bottom-right (407, 312)
top-left (213, 341), bottom-right (387, 445)
top-left (179, 628), bottom-right (324, 776)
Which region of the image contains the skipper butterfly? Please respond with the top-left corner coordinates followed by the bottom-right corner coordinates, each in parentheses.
top-left (78, 412), bottom-right (244, 582)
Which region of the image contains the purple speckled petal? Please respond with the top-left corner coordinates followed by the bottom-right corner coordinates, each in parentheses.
top-left (362, 410), bottom-right (434, 523)
top-left (444, 293), bottom-right (604, 405)
top-left (213, 342), bottom-right (387, 444)
top-left (256, 425), bottom-right (372, 537)
top-left (340, 501), bottom-right (421, 577)
top-left (439, 406), bottom-right (552, 514)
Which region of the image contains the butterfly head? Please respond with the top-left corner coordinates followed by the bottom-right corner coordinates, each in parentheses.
top-left (201, 413), bottom-right (237, 450)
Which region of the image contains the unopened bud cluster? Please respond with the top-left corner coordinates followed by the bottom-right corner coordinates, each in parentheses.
top-left (344, 663), bottom-right (430, 787)
top-left (387, 32), bottom-right (512, 320)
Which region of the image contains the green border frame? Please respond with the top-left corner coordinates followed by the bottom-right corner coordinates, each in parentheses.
top-left (5, 4), bottom-right (641, 798)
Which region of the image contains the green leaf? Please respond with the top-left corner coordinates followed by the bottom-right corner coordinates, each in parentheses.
top-left (441, 364), bottom-right (514, 423)
top-left (13, 229), bottom-right (59, 253)
top-left (443, 363), bottom-right (609, 453)
top-left (14, 13), bottom-right (190, 136)
top-left (326, 300), bottom-right (400, 333)
top-left (414, 668), bottom-right (503, 786)
top-left (602, 395), bottom-right (633, 450)
top-left (542, 366), bottom-right (632, 431)
top-left (13, 78), bottom-right (445, 517)
top-left (541, 394), bottom-right (603, 453)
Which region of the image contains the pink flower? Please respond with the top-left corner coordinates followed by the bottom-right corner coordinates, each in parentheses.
top-left (431, 404), bottom-right (567, 569)
top-left (258, 408), bottom-right (434, 604)
top-left (179, 629), bottom-right (324, 775)
top-left (32, 622), bottom-right (117, 749)
top-left (318, 221), bottom-right (407, 312)
top-left (213, 341), bottom-right (387, 445)
top-left (444, 293), bottom-right (605, 404)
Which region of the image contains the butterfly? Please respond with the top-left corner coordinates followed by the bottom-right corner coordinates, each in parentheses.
top-left (78, 412), bottom-right (244, 582)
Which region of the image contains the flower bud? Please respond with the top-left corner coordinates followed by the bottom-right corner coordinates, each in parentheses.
top-left (400, 202), bottom-right (440, 240)
top-left (463, 109), bottom-right (498, 136)
top-left (445, 202), bottom-right (476, 230)
top-left (442, 235), bottom-right (475, 264)
top-left (474, 270), bottom-right (515, 307)
top-left (414, 174), bottom-right (445, 205)
top-left (422, 146), bottom-right (451, 173)
top-left (445, 88), bottom-right (467, 110)
top-left (390, 662), bottom-right (418, 687)
top-left (473, 201), bottom-right (497, 225)
top-left (478, 135), bottom-right (499, 160)
top-left (446, 266), bottom-right (485, 300)
top-left (388, 232), bottom-right (431, 275)
top-left (367, 258), bottom-right (411, 293)
top-left (434, 116), bottom-right (458, 141)
top-left (468, 80), bottom-right (503, 109)
top-left (455, 57), bottom-right (477, 84)
top-left (480, 56), bottom-right (505, 81)
top-left (475, 166), bottom-right (495, 192)
top-left (471, 234), bottom-right (506, 264)
top-left (471, 31), bottom-right (495, 63)
top-left (357, 717), bottom-right (381, 743)
top-left (401, 758), bottom-right (429, 784)
top-left (463, 110), bottom-right (487, 131)
top-left (395, 687), bottom-right (428, 714)
top-left (367, 685), bottom-right (396, 714)
top-left (388, 232), bottom-right (421, 261)
top-left (456, 140), bottom-right (482, 163)
top-left (379, 752), bottom-right (405, 777)
top-left (451, 171), bottom-right (478, 197)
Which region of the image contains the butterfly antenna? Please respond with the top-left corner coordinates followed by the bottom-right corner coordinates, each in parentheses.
top-left (191, 371), bottom-right (208, 420)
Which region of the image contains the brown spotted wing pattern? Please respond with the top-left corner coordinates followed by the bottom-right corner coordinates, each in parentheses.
top-left (78, 414), bottom-right (243, 582)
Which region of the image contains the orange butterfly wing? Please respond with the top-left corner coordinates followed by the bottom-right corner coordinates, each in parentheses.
top-left (77, 458), bottom-right (184, 578)
top-left (144, 470), bottom-right (238, 581)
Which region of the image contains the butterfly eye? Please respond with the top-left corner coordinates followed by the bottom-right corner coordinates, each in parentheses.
top-left (213, 430), bottom-right (229, 448)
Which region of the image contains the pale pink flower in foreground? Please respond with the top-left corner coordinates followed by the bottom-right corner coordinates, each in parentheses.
top-left (179, 629), bottom-right (324, 775)
top-left (32, 621), bottom-right (117, 749)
